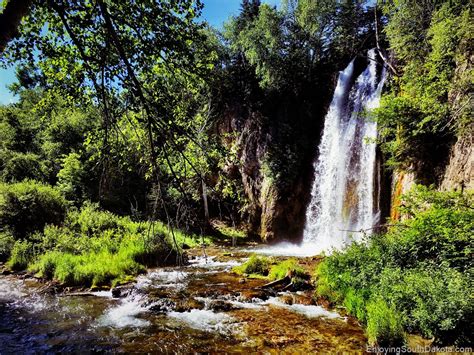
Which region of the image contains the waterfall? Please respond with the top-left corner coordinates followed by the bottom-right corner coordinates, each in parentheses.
top-left (251, 49), bottom-right (386, 257)
top-left (302, 49), bottom-right (387, 252)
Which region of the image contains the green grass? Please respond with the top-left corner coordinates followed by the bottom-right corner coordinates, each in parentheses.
top-left (30, 249), bottom-right (145, 287)
top-left (6, 202), bottom-right (210, 287)
top-left (366, 298), bottom-right (405, 346)
top-left (233, 255), bottom-right (309, 283)
top-left (7, 240), bottom-right (35, 270)
top-left (233, 254), bottom-right (272, 276)
top-left (268, 258), bottom-right (306, 280)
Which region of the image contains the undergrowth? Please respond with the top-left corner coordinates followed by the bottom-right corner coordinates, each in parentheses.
top-left (5, 201), bottom-right (208, 287)
top-left (314, 186), bottom-right (473, 346)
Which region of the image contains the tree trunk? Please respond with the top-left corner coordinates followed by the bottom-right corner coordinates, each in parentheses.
top-left (0, 0), bottom-right (33, 54)
top-left (374, 6), bottom-right (399, 77)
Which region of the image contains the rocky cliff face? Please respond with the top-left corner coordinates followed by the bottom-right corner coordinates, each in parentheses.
top-left (440, 131), bottom-right (474, 192)
top-left (390, 170), bottom-right (416, 221)
top-left (215, 84), bottom-right (335, 242)
top-left (216, 106), bottom-right (320, 242)
top-left (388, 131), bottom-right (473, 222)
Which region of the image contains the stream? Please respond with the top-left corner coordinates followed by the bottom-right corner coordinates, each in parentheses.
top-left (0, 247), bottom-right (367, 353)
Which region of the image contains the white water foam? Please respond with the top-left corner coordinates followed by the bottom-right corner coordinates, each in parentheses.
top-left (247, 241), bottom-right (328, 257)
top-left (0, 279), bottom-right (27, 300)
top-left (136, 269), bottom-right (190, 291)
top-left (97, 294), bottom-right (151, 328)
top-left (188, 256), bottom-right (241, 269)
top-left (167, 309), bottom-right (238, 334)
top-left (264, 297), bottom-right (342, 319)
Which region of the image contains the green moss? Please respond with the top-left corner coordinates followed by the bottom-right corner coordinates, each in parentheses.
top-left (233, 254), bottom-right (272, 276)
top-left (213, 224), bottom-right (246, 240)
top-left (268, 258), bottom-right (306, 280)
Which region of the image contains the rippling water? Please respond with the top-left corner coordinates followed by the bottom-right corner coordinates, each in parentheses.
top-left (0, 253), bottom-right (367, 352)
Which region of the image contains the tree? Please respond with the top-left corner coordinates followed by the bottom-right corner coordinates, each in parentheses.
top-left (1, 0), bottom-right (220, 225)
top-left (0, 0), bottom-right (33, 53)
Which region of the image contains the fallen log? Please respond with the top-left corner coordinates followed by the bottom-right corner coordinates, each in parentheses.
top-left (58, 292), bottom-right (104, 297)
top-left (261, 276), bottom-right (290, 289)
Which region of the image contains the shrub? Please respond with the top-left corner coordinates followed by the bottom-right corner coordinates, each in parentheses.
top-left (8, 240), bottom-right (36, 270)
top-left (389, 186), bottom-right (473, 271)
top-left (0, 231), bottom-right (15, 262)
top-left (1, 152), bottom-right (45, 182)
top-left (0, 181), bottom-right (67, 239)
top-left (376, 265), bottom-right (472, 345)
top-left (56, 152), bottom-right (85, 202)
top-left (366, 298), bottom-right (405, 346)
top-left (313, 187), bottom-right (473, 346)
top-left (65, 202), bottom-right (125, 236)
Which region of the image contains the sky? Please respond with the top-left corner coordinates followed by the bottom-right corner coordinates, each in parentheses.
top-left (0, 0), bottom-right (280, 105)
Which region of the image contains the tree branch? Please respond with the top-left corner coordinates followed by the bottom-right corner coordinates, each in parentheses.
top-left (374, 5), bottom-right (399, 77)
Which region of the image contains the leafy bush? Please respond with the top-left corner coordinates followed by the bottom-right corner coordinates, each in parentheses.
top-left (366, 298), bottom-right (405, 346)
top-left (376, 265), bottom-right (472, 344)
top-left (0, 231), bottom-right (15, 262)
top-left (1, 152), bottom-right (45, 182)
top-left (65, 202), bottom-right (127, 236)
top-left (56, 152), bottom-right (86, 202)
top-left (314, 186), bottom-right (473, 346)
top-left (0, 181), bottom-right (67, 239)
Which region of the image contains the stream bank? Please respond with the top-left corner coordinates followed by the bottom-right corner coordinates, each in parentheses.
top-left (0, 246), bottom-right (368, 353)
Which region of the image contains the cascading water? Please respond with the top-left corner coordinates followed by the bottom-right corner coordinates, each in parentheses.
top-left (256, 49), bottom-right (386, 256)
top-left (302, 49), bottom-right (387, 253)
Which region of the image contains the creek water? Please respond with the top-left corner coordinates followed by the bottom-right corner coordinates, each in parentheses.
top-left (0, 249), bottom-right (367, 352)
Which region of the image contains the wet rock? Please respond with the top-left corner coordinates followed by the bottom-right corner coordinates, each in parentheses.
top-left (238, 289), bottom-right (270, 302)
top-left (149, 298), bottom-right (176, 313)
top-left (174, 298), bottom-right (205, 312)
top-left (315, 296), bottom-right (333, 309)
top-left (208, 300), bottom-right (236, 312)
top-left (293, 293), bottom-right (315, 306)
top-left (111, 285), bottom-right (134, 298)
top-left (111, 288), bottom-right (121, 298)
top-left (1, 268), bottom-right (12, 275)
top-left (279, 294), bottom-right (294, 305)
